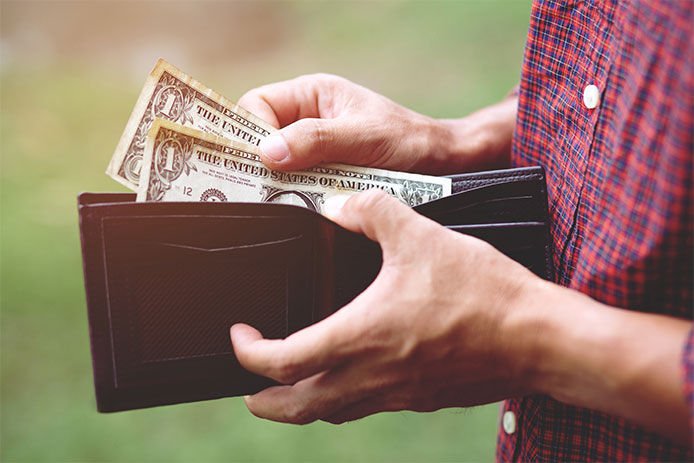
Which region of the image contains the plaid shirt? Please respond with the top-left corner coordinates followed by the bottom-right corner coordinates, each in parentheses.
top-left (500, 0), bottom-right (693, 461)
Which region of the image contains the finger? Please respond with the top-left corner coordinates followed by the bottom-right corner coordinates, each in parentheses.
top-left (243, 367), bottom-right (366, 424)
top-left (323, 189), bottom-right (433, 257)
top-left (240, 75), bottom-right (388, 171)
top-left (230, 301), bottom-right (367, 384)
top-left (260, 117), bottom-right (373, 170)
top-left (237, 74), bottom-right (329, 130)
top-left (237, 91), bottom-right (280, 129)
top-left (238, 77), bottom-right (338, 169)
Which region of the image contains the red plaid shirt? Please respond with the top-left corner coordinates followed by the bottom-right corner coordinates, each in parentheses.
top-left (500, 0), bottom-right (693, 460)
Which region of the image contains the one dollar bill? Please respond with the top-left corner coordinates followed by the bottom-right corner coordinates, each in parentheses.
top-left (107, 58), bottom-right (275, 190)
top-left (137, 119), bottom-right (452, 212)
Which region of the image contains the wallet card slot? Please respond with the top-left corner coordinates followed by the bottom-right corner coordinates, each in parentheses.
top-left (446, 222), bottom-right (548, 277)
top-left (102, 214), bottom-right (309, 251)
top-left (100, 215), bottom-right (316, 390)
top-left (414, 179), bottom-right (546, 225)
top-left (448, 194), bottom-right (534, 218)
top-left (111, 234), bottom-right (305, 269)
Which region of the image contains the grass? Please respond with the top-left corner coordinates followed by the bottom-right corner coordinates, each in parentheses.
top-left (1, 1), bottom-right (531, 461)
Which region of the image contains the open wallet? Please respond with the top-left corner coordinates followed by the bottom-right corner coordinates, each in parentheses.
top-left (78, 165), bottom-right (552, 412)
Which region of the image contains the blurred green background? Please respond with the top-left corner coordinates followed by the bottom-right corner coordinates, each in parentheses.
top-left (0, 1), bottom-right (531, 461)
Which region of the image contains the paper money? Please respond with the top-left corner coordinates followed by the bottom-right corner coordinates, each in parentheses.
top-left (106, 58), bottom-right (275, 190)
top-left (137, 119), bottom-right (452, 212)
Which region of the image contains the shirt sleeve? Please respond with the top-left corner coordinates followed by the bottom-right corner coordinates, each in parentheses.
top-left (683, 326), bottom-right (694, 430)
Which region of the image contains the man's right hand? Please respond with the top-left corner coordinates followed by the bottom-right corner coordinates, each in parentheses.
top-left (238, 74), bottom-right (518, 175)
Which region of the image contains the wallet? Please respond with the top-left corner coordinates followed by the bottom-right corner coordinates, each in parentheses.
top-left (78, 165), bottom-right (552, 412)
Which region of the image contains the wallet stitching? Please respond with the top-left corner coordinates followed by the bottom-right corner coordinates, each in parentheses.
top-left (154, 235), bottom-right (303, 252)
top-left (451, 174), bottom-right (542, 190)
top-left (447, 166), bottom-right (543, 181)
top-left (446, 221), bottom-right (546, 230)
top-left (452, 173), bottom-right (541, 182)
top-left (103, 214), bottom-right (308, 220)
top-left (100, 217), bottom-right (121, 389)
top-left (141, 351), bottom-right (236, 363)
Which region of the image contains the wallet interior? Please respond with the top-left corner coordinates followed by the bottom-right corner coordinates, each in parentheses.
top-left (79, 166), bottom-right (551, 411)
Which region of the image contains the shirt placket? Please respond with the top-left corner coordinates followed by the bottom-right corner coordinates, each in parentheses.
top-left (560, 0), bottom-right (619, 284)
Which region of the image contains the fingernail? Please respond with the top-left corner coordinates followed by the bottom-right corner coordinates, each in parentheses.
top-left (259, 133), bottom-right (289, 163)
top-left (323, 194), bottom-right (350, 219)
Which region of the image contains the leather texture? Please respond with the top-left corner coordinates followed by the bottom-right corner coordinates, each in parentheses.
top-left (78, 166), bottom-right (551, 412)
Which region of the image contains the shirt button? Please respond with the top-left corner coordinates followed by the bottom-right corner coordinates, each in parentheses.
top-left (503, 410), bottom-right (517, 435)
top-left (583, 84), bottom-right (600, 109)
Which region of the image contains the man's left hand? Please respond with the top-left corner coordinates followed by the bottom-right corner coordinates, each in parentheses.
top-left (230, 189), bottom-right (539, 424)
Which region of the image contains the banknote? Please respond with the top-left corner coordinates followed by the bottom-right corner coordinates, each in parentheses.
top-left (106, 58), bottom-right (275, 190)
top-left (137, 119), bottom-right (452, 212)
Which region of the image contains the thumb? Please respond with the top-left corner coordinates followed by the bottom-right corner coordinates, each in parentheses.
top-left (324, 189), bottom-right (425, 256)
top-left (258, 118), bottom-right (358, 171)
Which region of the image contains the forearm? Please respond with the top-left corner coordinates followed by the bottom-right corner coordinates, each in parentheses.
top-left (414, 95), bottom-right (518, 174)
top-left (511, 278), bottom-right (692, 444)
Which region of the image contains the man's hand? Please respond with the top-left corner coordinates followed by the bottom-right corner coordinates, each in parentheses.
top-left (230, 190), bottom-right (692, 444)
top-left (230, 189), bottom-right (539, 424)
top-left (238, 74), bottom-right (517, 174)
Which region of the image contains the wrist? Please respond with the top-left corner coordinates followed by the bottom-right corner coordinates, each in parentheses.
top-left (496, 275), bottom-right (559, 396)
top-left (402, 113), bottom-right (459, 175)
top-left (494, 273), bottom-right (610, 399)
top-left (518, 284), bottom-right (644, 407)
top-left (505, 279), bottom-right (692, 443)
top-left (501, 278), bottom-right (613, 399)
top-left (416, 96), bottom-right (517, 174)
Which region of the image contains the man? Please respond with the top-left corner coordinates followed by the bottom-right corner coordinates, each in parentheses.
top-left (229, 0), bottom-right (693, 460)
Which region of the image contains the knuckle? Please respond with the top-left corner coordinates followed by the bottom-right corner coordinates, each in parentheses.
top-left (271, 354), bottom-right (300, 384)
top-left (323, 415), bottom-right (347, 425)
top-left (349, 188), bottom-right (390, 215)
top-left (305, 72), bottom-right (342, 85)
top-left (294, 118), bottom-right (329, 160)
top-left (237, 87), bottom-right (262, 106)
top-left (284, 403), bottom-right (314, 425)
top-left (297, 73), bottom-right (349, 97)
top-left (309, 119), bottom-right (327, 155)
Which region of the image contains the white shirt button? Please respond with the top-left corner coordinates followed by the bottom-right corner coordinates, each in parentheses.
top-left (503, 410), bottom-right (517, 435)
top-left (583, 84), bottom-right (600, 109)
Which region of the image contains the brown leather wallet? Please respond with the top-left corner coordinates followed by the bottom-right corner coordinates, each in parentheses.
top-left (78, 166), bottom-right (552, 412)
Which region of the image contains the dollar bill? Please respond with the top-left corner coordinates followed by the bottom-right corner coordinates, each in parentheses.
top-left (106, 58), bottom-right (275, 190)
top-left (137, 119), bottom-right (452, 212)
